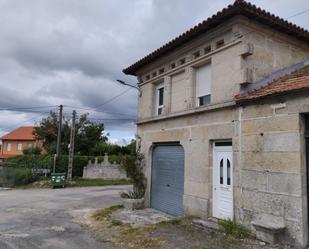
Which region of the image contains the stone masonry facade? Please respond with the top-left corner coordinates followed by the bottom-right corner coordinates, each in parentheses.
top-left (123, 1), bottom-right (309, 247)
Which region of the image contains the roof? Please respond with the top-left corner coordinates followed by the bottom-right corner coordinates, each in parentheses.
top-left (123, 0), bottom-right (309, 76)
top-left (235, 64), bottom-right (309, 102)
top-left (0, 126), bottom-right (36, 141)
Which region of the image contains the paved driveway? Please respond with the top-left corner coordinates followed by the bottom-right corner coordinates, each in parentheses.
top-left (0, 186), bottom-right (130, 249)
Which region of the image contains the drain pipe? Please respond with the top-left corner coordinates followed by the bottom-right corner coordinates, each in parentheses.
top-left (238, 106), bottom-right (244, 221)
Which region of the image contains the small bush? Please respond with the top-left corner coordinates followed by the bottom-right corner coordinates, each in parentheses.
top-left (218, 219), bottom-right (249, 239)
top-left (120, 189), bottom-right (144, 199)
top-left (0, 167), bottom-right (38, 187)
top-left (120, 141), bottom-right (146, 199)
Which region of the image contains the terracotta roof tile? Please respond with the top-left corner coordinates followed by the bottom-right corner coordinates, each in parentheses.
top-left (0, 126), bottom-right (36, 141)
top-left (123, 0), bottom-right (309, 75)
top-left (235, 64), bottom-right (309, 102)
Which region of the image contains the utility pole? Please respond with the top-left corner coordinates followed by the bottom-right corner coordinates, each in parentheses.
top-left (67, 110), bottom-right (76, 181)
top-left (53, 104), bottom-right (63, 173)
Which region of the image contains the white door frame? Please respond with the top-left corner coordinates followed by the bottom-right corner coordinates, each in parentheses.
top-left (212, 143), bottom-right (233, 220)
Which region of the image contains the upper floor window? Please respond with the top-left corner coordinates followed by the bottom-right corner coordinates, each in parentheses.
top-left (17, 143), bottom-right (22, 151)
top-left (6, 143), bottom-right (12, 152)
top-left (156, 83), bottom-right (164, 115)
top-left (170, 63), bottom-right (176, 69)
top-left (204, 45), bottom-right (211, 54)
top-left (196, 63), bottom-right (211, 106)
top-left (216, 39), bottom-right (224, 49)
top-left (179, 58), bottom-right (186, 65)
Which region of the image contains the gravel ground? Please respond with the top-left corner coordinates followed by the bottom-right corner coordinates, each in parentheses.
top-left (0, 186), bottom-right (130, 249)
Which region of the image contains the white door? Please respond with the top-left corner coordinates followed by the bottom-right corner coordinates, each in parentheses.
top-left (213, 144), bottom-right (233, 220)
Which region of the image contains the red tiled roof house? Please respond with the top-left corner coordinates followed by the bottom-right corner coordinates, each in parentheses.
top-left (123, 0), bottom-right (309, 247)
top-left (0, 126), bottom-right (40, 160)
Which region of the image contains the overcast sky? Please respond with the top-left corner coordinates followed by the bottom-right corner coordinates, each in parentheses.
top-left (0, 0), bottom-right (308, 145)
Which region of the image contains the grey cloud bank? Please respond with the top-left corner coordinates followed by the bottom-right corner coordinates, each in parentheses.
top-left (0, 0), bottom-right (308, 144)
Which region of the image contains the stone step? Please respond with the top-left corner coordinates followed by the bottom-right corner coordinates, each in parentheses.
top-left (192, 217), bottom-right (220, 230)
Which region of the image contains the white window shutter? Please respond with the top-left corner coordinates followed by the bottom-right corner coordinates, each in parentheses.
top-left (196, 64), bottom-right (211, 98)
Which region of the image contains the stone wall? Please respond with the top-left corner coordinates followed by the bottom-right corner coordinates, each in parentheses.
top-left (234, 94), bottom-right (309, 247)
top-left (83, 154), bottom-right (127, 180)
top-left (134, 14), bottom-right (309, 248)
top-left (138, 92), bottom-right (309, 247)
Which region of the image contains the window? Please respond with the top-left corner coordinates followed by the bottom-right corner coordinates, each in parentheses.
top-left (28, 143), bottom-right (33, 148)
top-left (152, 72), bottom-right (157, 78)
top-left (216, 39), bottom-right (224, 49)
top-left (227, 159), bottom-right (231, 185)
top-left (159, 68), bottom-right (165, 74)
top-left (179, 58), bottom-right (186, 65)
top-left (204, 45), bottom-right (211, 54)
top-left (220, 159), bottom-right (223, 184)
top-left (193, 51), bottom-right (200, 59)
top-left (156, 83), bottom-right (164, 115)
top-left (6, 143), bottom-right (11, 152)
top-left (146, 75), bottom-right (150, 80)
top-left (170, 63), bottom-right (176, 69)
top-left (17, 143), bottom-right (22, 151)
top-left (195, 63), bottom-right (211, 106)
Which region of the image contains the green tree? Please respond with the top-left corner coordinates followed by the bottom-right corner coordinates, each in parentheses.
top-left (34, 111), bottom-right (108, 155)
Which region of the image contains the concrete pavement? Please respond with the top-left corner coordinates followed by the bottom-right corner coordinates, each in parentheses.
top-left (0, 186), bottom-right (130, 249)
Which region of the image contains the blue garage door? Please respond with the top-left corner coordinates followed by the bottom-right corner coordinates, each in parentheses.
top-left (151, 144), bottom-right (184, 216)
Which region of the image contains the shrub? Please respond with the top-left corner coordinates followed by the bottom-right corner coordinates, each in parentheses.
top-left (0, 167), bottom-right (38, 187)
top-left (120, 140), bottom-right (146, 199)
top-left (218, 219), bottom-right (249, 239)
top-left (23, 147), bottom-right (42, 155)
top-left (4, 153), bottom-right (131, 178)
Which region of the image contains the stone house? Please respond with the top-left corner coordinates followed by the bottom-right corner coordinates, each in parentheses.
top-left (123, 0), bottom-right (309, 247)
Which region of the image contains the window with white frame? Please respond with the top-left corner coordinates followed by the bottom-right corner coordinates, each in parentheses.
top-left (17, 143), bottom-right (22, 151)
top-left (156, 83), bottom-right (164, 115)
top-left (6, 143), bottom-right (12, 152)
top-left (195, 63), bottom-right (211, 106)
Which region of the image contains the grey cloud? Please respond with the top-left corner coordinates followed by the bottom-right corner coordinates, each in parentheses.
top-left (0, 0), bottom-right (308, 141)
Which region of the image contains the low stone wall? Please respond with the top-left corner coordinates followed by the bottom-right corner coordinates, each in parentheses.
top-left (83, 154), bottom-right (128, 180)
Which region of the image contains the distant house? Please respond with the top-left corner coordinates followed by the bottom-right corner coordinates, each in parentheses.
top-left (0, 126), bottom-right (41, 160)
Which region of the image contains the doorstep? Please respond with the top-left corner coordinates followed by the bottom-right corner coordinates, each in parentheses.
top-left (192, 217), bottom-right (220, 230)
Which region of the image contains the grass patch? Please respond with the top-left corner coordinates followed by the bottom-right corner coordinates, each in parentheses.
top-left (218, 219), bottom-right (249, 239)
top-left (111, 219), bottom-right (123, 226)
top-left (92, 205), bottom-right (124, 220)
top-left (17, 178), bottom-right (132, 189)
top-left (155, 218), bottom-right (182, 227)
top-left (118, 226), bottom-right (160, 249)
top-left (66, 178), bottom-right (132, 187)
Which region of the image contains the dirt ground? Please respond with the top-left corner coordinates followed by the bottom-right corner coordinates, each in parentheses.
top-left (86, 206), bottom-right (287, 249)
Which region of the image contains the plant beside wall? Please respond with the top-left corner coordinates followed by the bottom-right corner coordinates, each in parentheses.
top-left (120, 139), bottom-right (146, 209)
top-left (0, 167), bottom-right (39, 187)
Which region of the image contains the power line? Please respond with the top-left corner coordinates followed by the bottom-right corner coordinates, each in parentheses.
top-left (63, 87), bottom-right (134, 113)
top-left (287, 9), bottom-right (309, 19)
top-left (0, 105), bottom-right (57, 111)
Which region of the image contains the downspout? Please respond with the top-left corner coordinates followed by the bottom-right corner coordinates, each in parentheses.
top-left (238, 106), bottom-right (243, 221)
